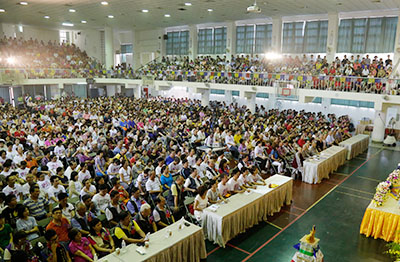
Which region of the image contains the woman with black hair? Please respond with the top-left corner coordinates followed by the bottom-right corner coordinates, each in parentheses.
top-left (87, 218), bottom-right (115, 258)
top-left (15, 206), bottom-right (39, 241)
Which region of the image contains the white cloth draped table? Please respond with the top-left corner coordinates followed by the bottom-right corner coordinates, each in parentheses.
top-left (339, 134), bottom-right (369, 160)
top-left (303, 146), bottom-right (347, 184)
top-left (99, 220), bottom-right (206, 262)
top-left (201, 175), bottom-right (293, 247)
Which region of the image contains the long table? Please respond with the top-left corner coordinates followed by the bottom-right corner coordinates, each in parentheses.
top-left (201, 175), bottom-right (293, 247)
top-left (99, 220), bottom-right (207, 262)
top-left (360, 197), bottom-right (400, 243)
top-left (339, 134), bottom-right (369, 160)
top-left (302, 145), bottom-right (347, 184)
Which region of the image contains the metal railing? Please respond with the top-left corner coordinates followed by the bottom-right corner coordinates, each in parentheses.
top-left (1, 67), bottom-right (400, 95)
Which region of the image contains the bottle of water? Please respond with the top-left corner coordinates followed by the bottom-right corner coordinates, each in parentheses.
top-left (93, 254), bottom-right (98, 261)
top-left (121, 240), bottom-right (126, 252)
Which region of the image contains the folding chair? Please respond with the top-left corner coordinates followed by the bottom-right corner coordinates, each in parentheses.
top-left (183, 197), bottom-right (196, 224)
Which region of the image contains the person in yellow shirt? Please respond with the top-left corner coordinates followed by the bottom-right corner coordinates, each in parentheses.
top-left (114, 211), bottom-right (146, 248)
top-left (233, 131), bottom-right (242, 145)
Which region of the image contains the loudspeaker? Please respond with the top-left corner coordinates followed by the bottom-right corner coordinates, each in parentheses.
top-left (163, 34), bottom-right (168, 40)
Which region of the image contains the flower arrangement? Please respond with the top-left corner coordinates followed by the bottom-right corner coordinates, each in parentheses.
top-left (373, 169), bottom-right (400, 207)
top-left (386, 242), bottom-right (400, 261)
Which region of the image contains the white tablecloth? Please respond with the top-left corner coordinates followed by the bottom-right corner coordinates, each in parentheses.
top-left (99, 221), bottom-right (206, 262)
top-left (302, 146), bottom-right (347, 184)
top-left (339, 134), bottom-right (369, 160)
top-left (201, 175), bottom-right (293, 247)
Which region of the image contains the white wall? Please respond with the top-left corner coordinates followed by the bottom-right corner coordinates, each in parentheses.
top-left (133, 29), bottom-right (163, 68)
top-left (0, 23), bottom-right (59, 42)
top-left (159, 86), bottom-right (376, 125)
top-left (73, 29), bottom-right (102, 62)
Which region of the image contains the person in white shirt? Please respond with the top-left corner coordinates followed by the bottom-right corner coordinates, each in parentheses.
top-left (168, 157), bottom-right (183, 176)
top-left (145, 171), bottom-right (161, 201)
top-left (54, 140), bottom-right (66, 160)
top-left (92, 184), bottom-right (111, 212)
top-left (13, 147), bottom-right (25, 166)
top-left (135, 169), bottom-right (150, 195)
top-left (247, 167), bottom-right (266, 186)
top-left (64, 161), bottom-right (79, 180)
top-left (36, 172), bottom-right (51, 196)
top-left (80, 179), bottom-right (96, 197)
top-left (217, 174), bottom-right (231, 197)
top-left (226, 169), bottom-right (245, 194)
top-left (187, 149), bottom-right (196, 167)
top-left (193, 157), bottom-right (208, 179)
top-left (119, 160), bottom-right (132, 189)
top-left (47, 176), bottom-right (66, 204)
top-left (56, 192), bottom-right (75, 221)
top-left (155, 159), bottom-right (164, 177)
top-left (237, 168), bottom-right (256, 189)
top-left (16, 161), bottom-right (30, 181)
top-left (47, 155), bottom-right (63, 175)
top-left (5, 143), bottom-right (15, 160)
top-left (27, 130), bottom-right (40, 146)
top-left (193, 185), bottom-right (208, 222)
top-left (2, 174), bottom-right (24, 202)
top-left (107, 159), bottom-right (121, 180)
top-left (78, 163), bottom-right (91, 182)
top-left (225, 130), bottom-right (239, 159)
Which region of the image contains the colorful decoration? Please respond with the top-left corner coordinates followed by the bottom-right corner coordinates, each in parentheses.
top-left (291, 225), bottom-right (324, 262)
top-left (372, 169), bottom-right (400, 207)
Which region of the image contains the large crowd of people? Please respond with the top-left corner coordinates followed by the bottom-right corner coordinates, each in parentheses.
top-left (0, 95), bottom-right (354, 261)
top-left (0, 36), bottom-right (398, 93)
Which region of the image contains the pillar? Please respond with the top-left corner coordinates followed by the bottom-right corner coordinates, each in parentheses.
top-left (226, 21), bottom-right (236, 58)
top-left (133, 85), bottom-right (141, 98)
top-left (104, 27), bottom-right (115, 69)
top-left (189, 25), bottom-right (198, 61)
top-left (267, 93), bottom-right (277, 110)
top-left (246, 93), bottom-right (256, 114)
top-left (371, 110), bottom-right (386, 143)
top-left (225, 90), bottom-right (233, 105)
top-left (321, 98), bottom-right (331, 115)
top-left (106, 85), bottom-right (116, 97)
top-left (201, 89), bottom-right (210, 107)
top-left (392, 10), bottom-right (400, 76)
top-left (326, 12), bottom-right (339, 63)
top-left (271, 17), bottom-right (282, 53)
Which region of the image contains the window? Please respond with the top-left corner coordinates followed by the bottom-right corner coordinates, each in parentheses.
top-left (166, 30), bottom-right (189, 55)
top-left (255, 24), bottom-right (272, 53)
top-left (331, 99), bottom-right (374, 108)
top-left (214, 27), bottom-right (227, 54)
top-left (282, 22), bottom-right (305, 53)
top-left (59, 30), bottom-right (70, 44)
top-left (303, 21), bottom-right (328, 53)
top-left (338, 17), bottom-right (398, 53)
top-left (236, 24), bottom-right (271, 54)
top-left (120, 44), bottom-right (133, 54)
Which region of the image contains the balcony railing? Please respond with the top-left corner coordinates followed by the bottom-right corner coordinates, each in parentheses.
top-left (1, 68), bottom-right (400, 95)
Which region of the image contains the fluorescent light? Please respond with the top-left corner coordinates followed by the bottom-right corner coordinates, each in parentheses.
top-left (0, 9), bottom-right (5, 13)
top-left (81, 20), bottom-right (87, 23)
top-left (62, 22), bottom-right (74, 27)
top-left (19, 2), bottom-right (28, 5)
top-left (101, 1), bottom-right (108, 5)
top-left (184, 2), bottom-right (192, 6)
top-left (69, 9), bottom-right (76, 12)
top-left (164, 14), bottom-right (170, 17)
top-left (44, 15), bottom-right (50, 19)
top-left (207, 8), bottom-right (213, 12)
top-left (107, 15), bottom-right (114, 18)
top-left (142, 9), bottom-right (149, 13)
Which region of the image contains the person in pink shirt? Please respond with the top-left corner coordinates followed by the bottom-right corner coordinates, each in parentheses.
top-left (68, 228), bottom-right (96, 262)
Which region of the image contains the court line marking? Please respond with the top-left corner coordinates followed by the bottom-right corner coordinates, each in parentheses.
top-left (207, 246), bottom-right (220, 256)
top-left (333, 172), bottom-right (350, 176)
top-left (240, 148), bottom-right (383, 262)
top-left (227, 243), bottom-right (251, 255)
top-left (338, 185), bottom-right (374, 195)
top-left (335, 190), bottom-right (372, 201)
top-left (266, 221), bottom-right (283, 230)
top-left (355, 176), bottom-right (381, 182)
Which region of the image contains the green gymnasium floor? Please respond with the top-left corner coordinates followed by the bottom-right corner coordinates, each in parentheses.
top-left (207, 145), bottom-right (398, 262)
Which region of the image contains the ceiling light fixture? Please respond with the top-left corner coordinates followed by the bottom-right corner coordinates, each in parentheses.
top-left (44, 15), bottom-right (50, 19)
top-left (62, 22), bottom-right (74, 27)
top-left (185, 2), bottom-right (192, 6)
top-left (107, 15), bottom-right (114, 18)
top-left (0, 9), bottom-right (5, 12)
top-left (81, 20), bottom-right (87, 23)
top-left (207, 8), bottom-right (213, 12)
top-left (101, 1), bottom-right (108, 5)
top-left (142, 9), bottom-right (149, 13)
top-left (164, 14), bottom-right (170, 17)
top-left (69, 9), bottom-right (76, 12)
top-left (19, 2), bottom-right (28, 5)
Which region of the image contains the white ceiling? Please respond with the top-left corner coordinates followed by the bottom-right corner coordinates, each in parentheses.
top-left (0, 0), bottom-right (399, 31)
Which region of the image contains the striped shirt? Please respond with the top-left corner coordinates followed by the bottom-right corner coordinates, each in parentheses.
top-left (23, 197), bottom-right (49, 219)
